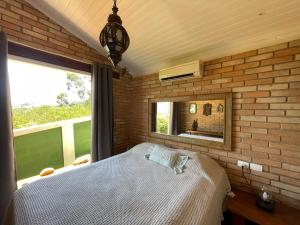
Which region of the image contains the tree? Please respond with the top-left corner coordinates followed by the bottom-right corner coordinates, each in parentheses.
top-left (156, 113), bottom-right (168, 134)
top-left (56, 92), bottom-right (69, 106)
top-left (66, 73), bottom-right (90, 102)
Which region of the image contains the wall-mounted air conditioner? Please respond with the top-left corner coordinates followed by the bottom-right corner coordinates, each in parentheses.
top-left (159, 60), bottom-right (203, 81)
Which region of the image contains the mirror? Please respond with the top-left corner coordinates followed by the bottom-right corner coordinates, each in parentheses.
top-left (149, 93), bottom-right (232, 150)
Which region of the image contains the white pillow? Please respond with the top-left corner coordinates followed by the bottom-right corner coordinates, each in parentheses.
top-left (145, 144), bottom-right (189, 174)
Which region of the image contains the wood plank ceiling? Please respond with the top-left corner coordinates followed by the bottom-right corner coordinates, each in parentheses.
top-left (26, 0), bottom-right (300, 76)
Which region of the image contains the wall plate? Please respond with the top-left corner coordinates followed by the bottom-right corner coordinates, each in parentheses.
top-left (237, 160), bottom-right (249, 168)
top-left (250, 163), bottom-right (263, 172)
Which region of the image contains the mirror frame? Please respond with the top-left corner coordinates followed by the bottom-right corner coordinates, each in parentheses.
top-left (148, 93), bottom-right (232, 151)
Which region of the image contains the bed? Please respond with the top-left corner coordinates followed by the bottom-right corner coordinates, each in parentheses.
top-left (178, 133), bottom-right (224, 142)
top-left (13, 142), bottom-right (231, 225)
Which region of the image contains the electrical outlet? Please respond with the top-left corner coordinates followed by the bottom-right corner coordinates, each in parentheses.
top-left (237, 160), bottom-right (249, 168)
top-left (250, 163), bottom-right (263, 172)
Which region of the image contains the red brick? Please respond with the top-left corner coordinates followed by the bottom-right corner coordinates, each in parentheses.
top-left (232, 86), bottom-right (256, 92)
top-left (274, 61), bottom-right (300, 70)
top-left (233, 74), bottom-right (258, 82)
top-left (222, 59), bottom-right (244, 67)
top-left (251, 122), bottom-right (280, 129)
top-left (240, 115), bottom-right (266, 122)
top-left (11, 6), bottom-right (37, 20)
top-left (209, 66), bottom-right (233, 74)
top-left (222, 81), bottom-right (244, 88)
top-left (241, 127), bottom-right (267, 134)
top-left (242, 103), bottom-right (269, 110)
top-left (261, 55), bottom-right (293, 66)
top-left (204, 63), bottom-right (221, 70)
top-left (290, 82), bottom-right (300, 89)
top-left (211, 77), bottom-right (232, 84)
top-left (0, 19), bottom-right (21, 31)
top-left (243, 91), bottom-right (269, 98)
top-left (258, 43), bottom-right (288, 54)
top-left (291, 68), bottom-right (300, 75)
top-left (281, 123), bottom-right (300, 130)
top-left (275, 47), bottom-right (300, 57)
top-left (222, 70), bottom-right (244, 78)
top-left (271, 89), bottom-right (300, 97)
top-left (288, 97), bottom-right (300, 102)
top-left (290, 40), bottom-right (300, 47)
top-left (258, 70), bottom-right (289, 79)
top-left (245, 78), bottom-right (273, 86)
top-left (268, 116), bottom-right (300, 123)
top-left (232, 50), bottom-right (257, 59)
top-left (258, 84), bottom-right (288, 91)
top-left (275, 75), bottom-right (300, 83)
top-left (2, 27), bottom-right (32, 41)
top-left (245, 65), bottom-right (272, 75)
top-left (256, 97), bottom-right (286, 103)
top-left (38, 18), bottom-right (60, 30)
top-left (1, 6), bottom-right (22, 18)
top-left (3, 0), bottom-right (21, 8)
top-left (234, 61), bottom-right (259, 71)
top-left (246, 53), bottom-right (273, 62)
top-left (255, 110), bottom-right (285, 116)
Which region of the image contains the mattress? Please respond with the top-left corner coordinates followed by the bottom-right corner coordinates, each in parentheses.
top-left (13, 142), bottom-right (231, 225)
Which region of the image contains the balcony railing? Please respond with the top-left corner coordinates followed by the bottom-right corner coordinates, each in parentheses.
top-left (14, 116), bottom-right (91, 183)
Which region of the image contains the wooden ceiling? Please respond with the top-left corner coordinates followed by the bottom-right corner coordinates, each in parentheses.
top-left (26, 0), bottom-right (300, 76)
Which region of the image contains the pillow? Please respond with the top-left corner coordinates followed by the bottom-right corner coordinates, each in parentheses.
top-left (73, 155), bottom-right (90, 166)
top-left (40, 167), bottom-right (55, 176)
top-left (145, 145), bottom-right (189, 174)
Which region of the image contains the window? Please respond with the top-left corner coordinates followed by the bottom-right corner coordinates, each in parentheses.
top-left (156, 102), bottom-right (172, 135)
top-left (8, 58), bottom-right (92, 186)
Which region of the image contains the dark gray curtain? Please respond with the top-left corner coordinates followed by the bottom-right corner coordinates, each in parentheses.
top-left (172, 102), bottom-right (179, 135)
top-left (151, 103), bottom-right (157, 132)
top-left (0, 32), bottom-right (17, 224)
top-left (91, 63), bottom-right (113, 161)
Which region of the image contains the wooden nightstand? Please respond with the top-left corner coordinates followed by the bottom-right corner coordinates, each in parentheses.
top-left (225, 189), bottom-right (300, 225)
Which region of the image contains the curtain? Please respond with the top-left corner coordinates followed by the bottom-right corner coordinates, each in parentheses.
top-left (171, 102), bottom-right (179, 135)
top-left (151, 103), bottom-right (157, 132)
top-left (91, 63), bottom-right (113, 161)
top-left (0, 32), bottom-right (17, 224)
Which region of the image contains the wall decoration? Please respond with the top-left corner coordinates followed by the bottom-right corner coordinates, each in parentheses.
top-left (189, 103), bottom-right (197, 114)
top-left (192, 119), bottom-right (198, 131)
top-left (217, 104), bottom-right (224, 113)
top-left (203, 103), bottom-right (212, 116)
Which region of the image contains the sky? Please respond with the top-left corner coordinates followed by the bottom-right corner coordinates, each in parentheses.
top-left (8, 58), bottom-right (91, 107)
top-left (157, 102), bottom-right (170, 115)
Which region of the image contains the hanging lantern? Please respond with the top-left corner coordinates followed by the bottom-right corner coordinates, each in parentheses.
top-left (99, 0), bottom-right (130, 67)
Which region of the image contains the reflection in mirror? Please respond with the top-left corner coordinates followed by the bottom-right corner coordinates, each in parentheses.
top-left (152, 99), bottom-right (225, 143)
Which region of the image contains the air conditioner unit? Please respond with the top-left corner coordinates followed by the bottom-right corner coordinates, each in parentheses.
top-left (159, 60), bottom-right (203, 81)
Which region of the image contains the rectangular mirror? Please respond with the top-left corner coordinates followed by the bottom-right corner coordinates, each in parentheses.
top-left (149, 93), bottom-right (232, 150)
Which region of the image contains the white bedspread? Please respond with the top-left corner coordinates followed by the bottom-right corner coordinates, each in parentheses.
top-left (13, 143), bottom-right (231, 225)
top-left (178, 133), bottom-right (224, 142)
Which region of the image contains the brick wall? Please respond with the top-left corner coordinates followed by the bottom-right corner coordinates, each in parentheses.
top-left (0, 0), bottom-right (131, 154)
top-left (179, 100), bottom-right (224, 134)
top-left (129, 40), bottom-right (300, 208)
top-left (1, 0), bottom-right (300, 209)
